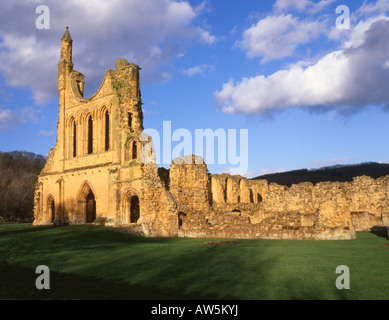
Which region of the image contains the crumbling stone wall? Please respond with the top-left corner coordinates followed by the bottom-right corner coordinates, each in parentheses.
top-left (346, 176), bottom-right (389, 230)
top-left (169, 155), bottom-right (210, 215)
top-left (172, 160), bottom-right (389, 240)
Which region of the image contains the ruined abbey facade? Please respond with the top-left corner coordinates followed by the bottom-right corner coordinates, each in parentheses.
top-left (33, 29), bottom-right (389, 240)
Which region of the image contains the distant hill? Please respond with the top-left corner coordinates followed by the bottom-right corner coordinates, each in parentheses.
top-left (251, 162), bottom-right (389, 187)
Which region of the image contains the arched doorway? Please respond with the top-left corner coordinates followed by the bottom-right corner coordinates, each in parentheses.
top-left (178, 212), bottom-right (187, 229)
top-left (77, 182), bottom-right (97, 224)
top-left (86, 189), bottom-right (96, 223)
top-left (129, 196), bottom-right (140, 223)
top-left (122, 189), bottom-right (141, 225)
top-left (47, 196), bottom-right (55, 223)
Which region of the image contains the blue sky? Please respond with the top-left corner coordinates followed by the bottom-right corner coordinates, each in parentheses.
top-left (1, 0), bottom-right (389, 177)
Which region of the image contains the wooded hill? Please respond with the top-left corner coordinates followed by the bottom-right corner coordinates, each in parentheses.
top-left (252, 162), bottom-right (389, 187)
top-left (0, 151), bottom-right (45, 222)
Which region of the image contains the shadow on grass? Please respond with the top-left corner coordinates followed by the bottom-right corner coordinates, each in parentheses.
top-left (370, 226), bottom-right (389, 240)
top-left (280, 278), bottom-right (351, 300)
top-left (0, 224), bottom-right (189, 245)
top-left (0, 224), bottom-right (357, 300)
top-left (0, 225), bottom-right (244, 299)
top-left (0, 261), bottom-right (236, 300)
top-left (0, 224), bottom-right (62, 236)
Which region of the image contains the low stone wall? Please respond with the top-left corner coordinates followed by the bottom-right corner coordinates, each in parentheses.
top-left (172, 158), bottom-right (389, 240)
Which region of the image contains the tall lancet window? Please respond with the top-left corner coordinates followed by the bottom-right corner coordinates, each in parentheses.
top-left (128, 112), bottom-right (132, 129)
top-left (105, 110), bottom-right (110, 151)
top-left (87, 115), bottom-right (93, 154)
top-left (73, 121), bottom-right (77, 157)
top-left (132, 141), bottom-right (137, 160)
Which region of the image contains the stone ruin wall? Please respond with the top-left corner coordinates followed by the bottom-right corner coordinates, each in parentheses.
top-left (137, 163), bottom-right (178, 237)
top-left (166, 157), bottom-right (389, 240)
top-left (33, 30), bottom-right (389, 241)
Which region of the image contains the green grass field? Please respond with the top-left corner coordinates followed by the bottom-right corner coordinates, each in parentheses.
top-left (0, 223), bottom-right (388, 300)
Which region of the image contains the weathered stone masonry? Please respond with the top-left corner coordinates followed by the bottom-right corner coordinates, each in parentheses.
top-left (33, 29), bottom-right (389, 240)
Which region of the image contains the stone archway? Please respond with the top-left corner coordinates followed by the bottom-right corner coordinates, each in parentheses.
top-left (178, 212), bottom-right (187, 229)
top-left (122, 188), bottom-right (141, 224)
top-left (85, 189), bottom-right (96, 223)
top-left (47, 195), bottom-right (55, 223)
top-left (129, 196), bottom-right (140, 223)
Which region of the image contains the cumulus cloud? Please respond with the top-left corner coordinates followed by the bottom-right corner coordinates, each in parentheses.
top-left (0, 34), bottom-right (59, 106)
top-left (237, 0), bottom-right (335, 62)
top-left (0, 106), bottom-right (40, 131)
top-left (357, 0), bottom-right (389, 15)
top-left (216, 17), bottom-right (389, 115)
top-left (0, 0), bottom-right (215, 105)
top-left (238, 14), bottom-right (326, 61)
top-left (182, 64), bottom-right (215, 77)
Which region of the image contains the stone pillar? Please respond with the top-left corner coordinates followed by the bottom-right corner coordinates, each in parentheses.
top-left (226, 178), bottom-right (239, 204)
top-left (240, 179), bottom-right (251, 203)
top-left (210, 176), bottom-right (225, 204)
top-left (170, 155), bottom-right (210, 213)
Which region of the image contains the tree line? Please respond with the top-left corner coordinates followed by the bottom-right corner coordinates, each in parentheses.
top-left (253, 162), bottom-right (389, 187)
top-left (0, 151), bottom-right (46, 223)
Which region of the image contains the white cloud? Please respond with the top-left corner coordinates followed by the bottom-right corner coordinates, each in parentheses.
top-left (241, 169), bottom-right (262, 179)
top-left (274, 0), bottom-right (311, 12)
top-left (237, 0), bottom-right (334, 62)
top-left (237, 0), bottom-right (337, 62)
top-left (216, 17), bottom-right (389, 115)
top-left (238, 14), bottom-right (326, 61)
top-left (0, 108), bottom-right (19, 131)
top-left (198, 29), bottom-right (217, 44)
top-left (21, 106), bottom-right (41, 125)
top-left (0, 0), bottom-right (215, 105)
top-left (309, 157), bottom-right (351, 168)
top-left (222, 167), bottom-right (286, 178)
top-left (182, 64), bottom-right (215, 77)
top-left (308, 0), bottom-right (336, 14)
top-left (0, 106), bottom-right (40, 130)
top-left (274, 0), bottom-right (336, 14)
top-left (0, 34), bottom-right (58, 105)
top-left (222, 167), bottom-right (249, 177)
top-left (344, 15), bottom-right (389, 49)
top-left (357, 0), bottom-right (389, 15)
top-left (259, 168), bottom-right (286, 175)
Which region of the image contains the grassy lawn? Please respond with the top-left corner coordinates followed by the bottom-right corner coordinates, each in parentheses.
top-left (0, 223), bottom-right (388, 300)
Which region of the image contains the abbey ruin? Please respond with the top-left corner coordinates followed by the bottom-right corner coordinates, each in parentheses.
top-left (33, 28), bottom-right (389, 240)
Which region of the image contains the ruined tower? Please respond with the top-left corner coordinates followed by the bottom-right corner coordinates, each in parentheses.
top-left (33, 28), bottom-right (177, 235)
